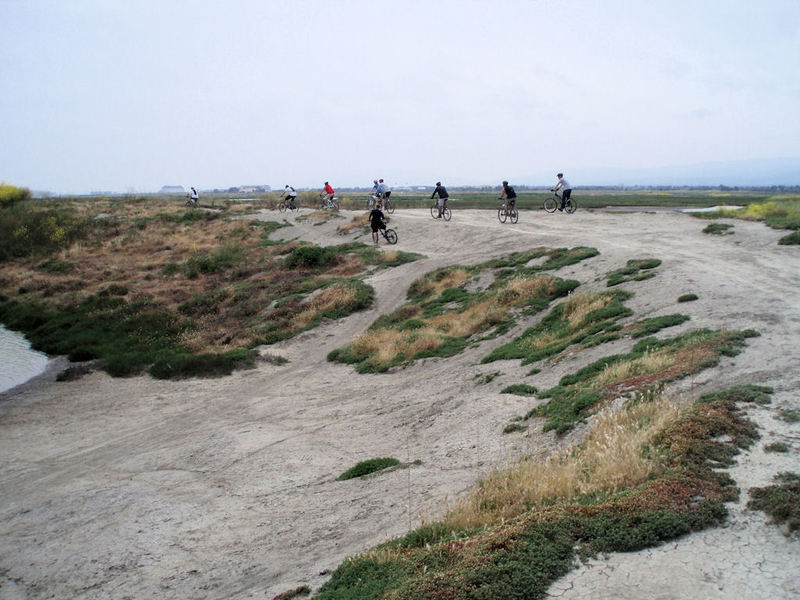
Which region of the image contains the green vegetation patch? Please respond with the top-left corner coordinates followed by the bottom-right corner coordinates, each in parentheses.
top-left (703, 223), bottom-right (734, 235)
top-left (272, 585), bottom-right (311, 600)
top-left (532, 328), bottom-right (759, 434)
top-left (626, 314), bottom-right (691, 338)
top-left (483, 289), bottom-right (633, 365)
top-left (777, 409), bottom-right (800, 423)
top-left (328, 247), bottom-right (597, 373)
top-left (315, 395), bottom-right (757, 599)
top-left (0, 201), bottom-right (90, 260)
top-left (764, 442), bottom-right (790, 453)
top-left (748, 472), bottom-right (800, 536)
top-left (337, 457), bottom-right (401, 481)
top-left (607, 258), bottom-right (662, 287)
top-left (501, 383), bottom-right (539, 396)
top-left (698, 384), bottom-right (774, 406)
top-left (678, 293), bottom-right (699, 303)
top-left (778, 230), bottom-right (800, 245)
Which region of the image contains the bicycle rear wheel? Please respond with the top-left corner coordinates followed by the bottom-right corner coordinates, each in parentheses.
top-left (331, 199), bottom-right (339, 211)
top-left (565, 198), bottom-right (577, 214)
top-left (385, 199), bottom-right (395, 214)
top-left (384, 228), bottom-right (398, 244)
top-left (442, 206), bottom-right (451, 221)
top-left (544, 196), bottom-right (557, 213)
top-left (510, 208), bottom-right (519, 224)
top-left (497, 207), bottom-right (507, 223)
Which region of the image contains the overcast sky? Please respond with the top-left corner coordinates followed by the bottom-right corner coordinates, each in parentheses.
top-left (1, 0), bottom-right (799, 193)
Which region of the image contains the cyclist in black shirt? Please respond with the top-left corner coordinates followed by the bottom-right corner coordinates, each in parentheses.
top-left (431, 181), bottom-right (449, 218)
top-left (369, 201), bottom-right (386, 244)
top-left (500, 180), bottom-right (517, 216)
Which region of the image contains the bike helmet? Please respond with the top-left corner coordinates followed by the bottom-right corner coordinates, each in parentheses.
top-left (435, 181), bottom-right (441, 186)
top-left (502, 180), bottom-right (508, 185)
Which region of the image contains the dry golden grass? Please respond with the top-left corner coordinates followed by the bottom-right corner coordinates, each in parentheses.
top-left (592, 350), bottom-right (676, 389)
top-left (413, 268), bottom-right (471, 298)
top-left (562, 292), bottom-right (614, 325)
top-left (293, 284), bottom-right (359, 330)
top-left (447, 396), bottom-right (690, 529)
top-left (494, 275), bottom-right (559, 308)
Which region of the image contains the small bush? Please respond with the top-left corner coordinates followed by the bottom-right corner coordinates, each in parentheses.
top-left (777, 409), bottom-right (800, 423)
top-left (501, 384), bottom-right (538, 396)
top-left (0, 182), bottom-right (31, 207)
top-left (764, 442), bottom-right (790, 453)
top-left (149, 349), bottom-right (257, 379)
top-left (503, 423), bottom-right (528, 434)
top-left (37, 259), bottom-right (75, 274)
top-left (778, 230), bottom-right (800, 245)
top-left (285, 245), bottom-right (337, 269)
top-left (703, 223), bottom-right (734, 235)
top-left (337, 457), bottom-right (401, 481)
top-left (748, 472), bottom-right (800, 535)
top-left (677, 293), bottom-right (698, 303)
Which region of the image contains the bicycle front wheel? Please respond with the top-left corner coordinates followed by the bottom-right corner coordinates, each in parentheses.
top-left (510, 208), bottom-right (519, 224)
top-left (278, 201), bottom-right (286, 212)
top-left (385, 199), bottom-right (395, 214)
top-left (442, 206), bottom-right (451, 221)
top-left (384, 228), bottom-right (398, 244)
top-left (544, 197), bottom-right (557, 213)
top-left (431, 204), bottom-right (439, 218)
top-left (497, 207), bottom-right (507, 223)
top-left (565, 198), bottom-right (577, 214)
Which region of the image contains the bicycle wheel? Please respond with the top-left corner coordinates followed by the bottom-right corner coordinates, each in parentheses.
top-left (565, 198), bottom-right (577, 214)
top-left (544, 196), bottom-right (557, 213)
top-left (431, 204), bottom-right (439, 218)
top-left (510, 208), bottom-right (519, 224)
top-left (385, 199), bottom-right (395, 214)
top-left (331, 199), bottom-right (339, 211)
top-left (442, 206), bottom-right (451, 221)
top-left (278, 201), bottom-right (286, 212)
top-left (383, 228), bottom-right (398, 244)
top-left (497, 207), bottom-right (507, 223)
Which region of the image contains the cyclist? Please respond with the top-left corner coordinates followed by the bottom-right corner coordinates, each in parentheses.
top-left (378, 178), bottom-right (391, 202)
top-left (321, 181), bottom-right (335, 207)
top-left (499, 180), bottom-right (517, 216)
top-left (281, 184), bottom-right (297, 209)
top-left (369, 200), bottom-right (386, 244)
top-left (552, 173), bottom-right (572, 211)
top-left (369, 179), bottom-right (380, 207)
top-left (189, 186), bottom-right (199, 206)
top-left (431, 181), bottom-right (449, 218)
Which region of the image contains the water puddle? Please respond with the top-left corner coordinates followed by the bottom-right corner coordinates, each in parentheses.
top-left (0, 325), bottom-right (50, 393)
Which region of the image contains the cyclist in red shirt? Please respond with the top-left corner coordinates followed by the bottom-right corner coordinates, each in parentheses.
top-left (321, 181), bottom-right (335, 206)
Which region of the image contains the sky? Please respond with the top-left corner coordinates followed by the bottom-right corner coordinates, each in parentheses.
top-left (1, 0), bottom-right (799, 194)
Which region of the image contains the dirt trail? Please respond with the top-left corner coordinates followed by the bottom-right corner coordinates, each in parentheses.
top-left (1, 208), bottom-right (798, 599)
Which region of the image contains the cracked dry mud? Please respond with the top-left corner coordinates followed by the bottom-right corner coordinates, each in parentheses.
top-left (1, 207), bottom-right (798, 599)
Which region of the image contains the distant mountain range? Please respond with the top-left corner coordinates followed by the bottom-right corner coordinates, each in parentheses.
top-left (519, 157), bottom-right (800, 187)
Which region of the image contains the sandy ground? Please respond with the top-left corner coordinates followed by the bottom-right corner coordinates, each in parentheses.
top-left (1, 206), bottom-right (799, 599)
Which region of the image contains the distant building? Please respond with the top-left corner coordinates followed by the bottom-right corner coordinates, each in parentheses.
top-left (159, 185), bottom-right (185, 194)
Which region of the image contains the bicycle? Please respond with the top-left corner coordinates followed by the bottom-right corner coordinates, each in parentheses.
top-left (319, 194), bottom-right (339, 210)
top-left (278, 197), bottom-right (298, 212)
top-left (378, 226), bottom-right (398, 245)
top-left (544, 190), bottom-right (577, 214)
top-left (381, 195), bottom-right (395, 214)
top-left (185, 193), bottom-right (198, 207)
top-left (430, 201), bottom-right (451, 221)
top-left (497, 199), bottom-right (519, 224)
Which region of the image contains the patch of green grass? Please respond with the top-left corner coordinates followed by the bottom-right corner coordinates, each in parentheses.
top-left (698, 384), bottom-right (773, 405)
top-left (148, 349), bottom-right (258, 379)
top-left (748, 472), bottom-right (800, 536)
top-left (607, 259), bottom-right (661, 287)
top-left (764, 442), bottom-right (790, 453)
top-left (778, 230), bottom-right (800, 245)
top-left (703, 223), bottom-right (734, 235)
top-left (533, 329), bottom-right (759, 434)
top-left (183, 244), bottom-right (244, 278)
top-left (501, 383), bottom-right (538, 396)
top-left (483, 290), bottom-right (633, 365)
top-left (777, 409), bottom-right (800, 423)
top-left (627, 314), bottom-right (690, 338)
top-left (337, 458), bottom-right (401, 481)
top-left (678, 293), bottom-right (699, 303)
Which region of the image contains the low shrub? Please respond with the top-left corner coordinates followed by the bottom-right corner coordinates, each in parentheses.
top-left (678, 293), bottom-right (699, 303)
top-left (501, 384), bottom-right (538, 396)
top-left (748, 472), bottom-right (800, 536)
top-left (703, 223), bottom-right (734, 235)
top-left (607, 258), bottom-right (661, 287)
top-left (764, 442), bottom-right (790, 453)
top-left (337, 457), bottom-right (401, 481)
top-left (777, 409), bottom-right (800, 423)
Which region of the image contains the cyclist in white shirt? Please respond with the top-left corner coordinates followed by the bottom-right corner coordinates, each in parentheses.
top-left (378, 179), bottom-right (391, 202)
top-left (553, 173), bottom-right (572, 211)
top-left (281, 185), bottom-right (297, 209)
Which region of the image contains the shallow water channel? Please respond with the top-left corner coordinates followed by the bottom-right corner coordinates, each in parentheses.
top-left (0, 325), bottom-right (50, 393)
